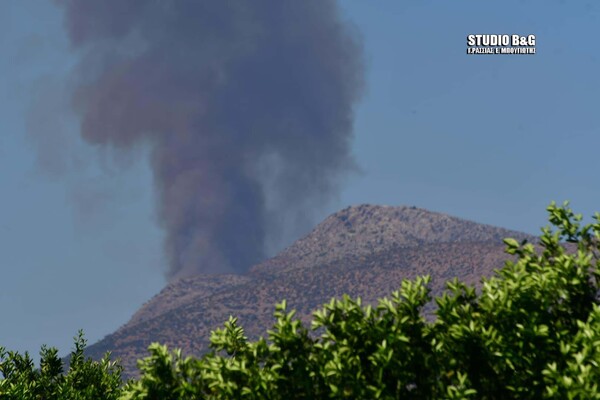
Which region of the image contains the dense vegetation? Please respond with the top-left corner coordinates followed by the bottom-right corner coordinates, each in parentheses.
top-left (2, 202), bottom-right (600, 399)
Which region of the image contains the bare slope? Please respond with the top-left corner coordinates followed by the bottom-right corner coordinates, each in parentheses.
top-left (254, 204), bottom-right (531, 274)
top-left (85, 205), bottom-right (535, 377)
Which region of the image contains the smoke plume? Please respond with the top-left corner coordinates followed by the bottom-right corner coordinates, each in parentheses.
top-left (55, 0), bottom-right (364, 280)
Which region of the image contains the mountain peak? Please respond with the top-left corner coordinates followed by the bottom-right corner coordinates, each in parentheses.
top-left (86, 204), bottom-right (535, 377)
top-left (251, 204), bottom-right (532, 274)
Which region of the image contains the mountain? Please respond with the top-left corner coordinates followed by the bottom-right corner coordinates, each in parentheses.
top-left (84, 205), bottom-right (535, 377)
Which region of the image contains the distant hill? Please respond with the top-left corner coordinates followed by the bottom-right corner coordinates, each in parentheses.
top-left (84, 205), bottom-right (535, 377)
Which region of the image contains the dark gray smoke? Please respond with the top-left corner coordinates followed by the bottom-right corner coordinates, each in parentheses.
top-left (55, 0), bottom-right (364, 280)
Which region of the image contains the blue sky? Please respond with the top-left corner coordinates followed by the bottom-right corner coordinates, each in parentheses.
top-left (1, 0), bottom-right (598, 356)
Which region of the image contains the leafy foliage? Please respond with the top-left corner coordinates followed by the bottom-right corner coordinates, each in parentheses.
top-left (0, 330), bottom-right (122, 399)
top-left (2, 202), bottom-right (600, 399)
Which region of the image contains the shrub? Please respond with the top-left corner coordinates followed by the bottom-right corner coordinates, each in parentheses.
top-left (0, 330), bottom-right (122, 399)
top-left (124, 202), bottom-right (600, 399)
top-left (3, 202), bottom-right (600, 399)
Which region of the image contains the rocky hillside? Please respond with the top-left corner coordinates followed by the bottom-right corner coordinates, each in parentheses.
top-left (84, 205), bottom-right (535, 377)
top-left (253, 204), bottom-right (532, 275)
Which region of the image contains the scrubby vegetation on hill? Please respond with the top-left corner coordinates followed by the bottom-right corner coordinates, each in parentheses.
top-left (2, 202), bottom-right (600, 399)
top-left (87, 205), bottom-right (532, 377)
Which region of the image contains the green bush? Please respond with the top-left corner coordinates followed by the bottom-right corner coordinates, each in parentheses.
top-left (0, 330), bottom-right (122, 399)
top-left (2, 202), bottom-right (600, 399)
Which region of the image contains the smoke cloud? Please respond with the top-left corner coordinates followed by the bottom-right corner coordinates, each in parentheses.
top-left (54, 0), bottom-right (364, 280)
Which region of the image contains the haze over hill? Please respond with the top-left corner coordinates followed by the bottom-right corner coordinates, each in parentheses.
top-left (83, 204), bottom-right (535, 377)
